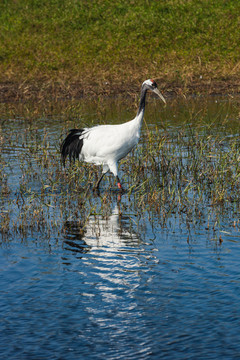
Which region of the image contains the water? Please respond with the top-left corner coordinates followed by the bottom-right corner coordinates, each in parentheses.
top-left (1, 96), bottom-right (240, 359)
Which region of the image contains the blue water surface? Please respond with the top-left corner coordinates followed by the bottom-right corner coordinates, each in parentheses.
top-left (1, 207), bottom-right (240, 360)
top-left (1, 97), bottom-right (240, 359)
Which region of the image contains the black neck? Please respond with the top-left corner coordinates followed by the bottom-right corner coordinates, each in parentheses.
top-left (137, 85), bottom-right (148, 115)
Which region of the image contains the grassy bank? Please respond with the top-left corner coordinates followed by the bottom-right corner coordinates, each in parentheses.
top-left (0, 0), bottom-right (239, 100)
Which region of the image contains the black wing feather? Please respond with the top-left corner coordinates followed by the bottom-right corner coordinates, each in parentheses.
top-left (60, 129), bottom-right (85, 166)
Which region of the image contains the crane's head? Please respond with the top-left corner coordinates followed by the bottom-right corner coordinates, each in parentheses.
top-left (142, 79), bottom-right (166, 104)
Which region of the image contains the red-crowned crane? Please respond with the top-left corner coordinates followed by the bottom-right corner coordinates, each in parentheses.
top-left (61, 79), bottom-right (166, 191)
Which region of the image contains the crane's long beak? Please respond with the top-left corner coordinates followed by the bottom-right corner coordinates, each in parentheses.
top-left (153, 88), bottom-right (166, 104)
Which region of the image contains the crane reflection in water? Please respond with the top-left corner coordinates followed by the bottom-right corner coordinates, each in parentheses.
top-left (61, 194), bottom-right (159, 292)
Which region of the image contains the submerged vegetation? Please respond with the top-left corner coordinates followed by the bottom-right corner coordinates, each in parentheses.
top-left (0, 0), bottom-right (240, 99)
top-left (1, 98), bottom-right (240, 241)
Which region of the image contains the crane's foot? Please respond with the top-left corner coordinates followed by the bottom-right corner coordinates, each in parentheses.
top-left (93, 185), bottom-right (101, 196)
top-left (116, 176), bottom-right (125, 192)
top-left (117, 182), bottom-right (122, 189)
top-left (117, 182), bottom-right (125, 193)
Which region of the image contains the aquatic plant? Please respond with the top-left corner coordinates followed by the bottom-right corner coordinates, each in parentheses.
top-left (1, 97), bottom-right (240, 244)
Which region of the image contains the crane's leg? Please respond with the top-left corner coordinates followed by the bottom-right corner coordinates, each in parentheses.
top-left (108, 162), bottom-right (124, 192)
top-left (94, 164), bottom-right (109, 190)
top-left (95, 172), bottom-right (105, 190)
top-left (116, 176), bottom-right (123, 191)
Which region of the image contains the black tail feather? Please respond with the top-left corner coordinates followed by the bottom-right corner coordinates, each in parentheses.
top-left (61, 129), bottom-right (84, 166)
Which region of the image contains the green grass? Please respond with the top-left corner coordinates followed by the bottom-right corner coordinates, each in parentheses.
top-left (0, 0), bottom-right (239, 91)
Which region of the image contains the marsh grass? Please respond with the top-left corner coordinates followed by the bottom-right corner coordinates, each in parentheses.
top-left (1, 100), bottom-right (240, 242)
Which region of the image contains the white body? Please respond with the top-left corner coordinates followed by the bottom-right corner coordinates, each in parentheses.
top-left (61, 79), bottom-right (165, 188)
top-left (79, 110), bottom-right (144, 177)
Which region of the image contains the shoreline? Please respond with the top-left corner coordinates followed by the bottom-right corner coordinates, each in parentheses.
top-left (0, 78), bottom-right (239, 103)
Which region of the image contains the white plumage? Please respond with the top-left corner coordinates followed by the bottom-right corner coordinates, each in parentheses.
top-left (61, 79), bottom-right (166, 190)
